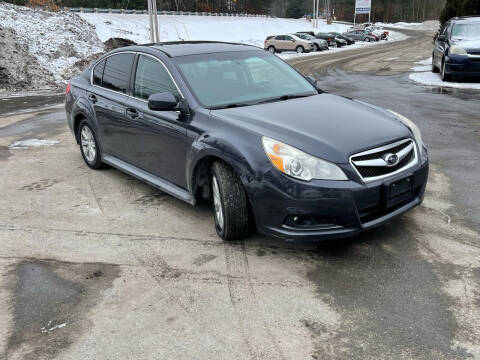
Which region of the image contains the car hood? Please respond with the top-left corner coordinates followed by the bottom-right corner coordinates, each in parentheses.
top-left (451, 39), bottom-right (480, 52)
top-left (210, 94), bottom-right (411, 163)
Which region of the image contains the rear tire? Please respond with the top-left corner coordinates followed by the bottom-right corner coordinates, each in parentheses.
top-left (268, 46), bottom-right (276, 54)
top-left (78, 120), bottom-right (104, 170)
top-left (210, 161), bottom-right (249, 241)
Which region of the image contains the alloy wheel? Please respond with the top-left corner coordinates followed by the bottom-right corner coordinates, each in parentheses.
top-left (212, 175), bottom-right (224, 230)
top-left (81, 126), bottom-right (97, 163)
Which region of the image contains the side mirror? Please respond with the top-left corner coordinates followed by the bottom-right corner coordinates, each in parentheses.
top-left (148, 92), bottom-right (178, 111)
top-left (437, 34), bottom-right (446, 42)
top-left (305, 75), bottom-right (324, 93)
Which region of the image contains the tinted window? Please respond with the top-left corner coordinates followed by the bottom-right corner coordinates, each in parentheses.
top-left (102, 53), bottom-right (135, 94)
top-left (133, 55), bottom-right (179, 100)
top-left (285, 36), bottom-right (293, 41)
top-left (93, 59), bottom-right (105, 86)
top-left (275, 35), bottom-right (285, 40)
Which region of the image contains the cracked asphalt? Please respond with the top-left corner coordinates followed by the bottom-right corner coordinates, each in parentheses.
top-left (0, 29), bottom-right (479, 360)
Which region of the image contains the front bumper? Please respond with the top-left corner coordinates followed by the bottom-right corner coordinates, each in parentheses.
top-left (247, 158), bottom-right (429, 241)
top-left (445, 54), bottom-right (480, 77)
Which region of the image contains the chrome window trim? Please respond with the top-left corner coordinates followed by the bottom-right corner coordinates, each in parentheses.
top-left (90, 51), bottom-right (185, 103)
top-left (467, 54), bottom-right (480, 59)
top-left (349, 138), bottom-right (418, 183)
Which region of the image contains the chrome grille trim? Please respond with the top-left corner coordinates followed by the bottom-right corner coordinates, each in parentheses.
top-left (349, 138), bottom-right (418, 183)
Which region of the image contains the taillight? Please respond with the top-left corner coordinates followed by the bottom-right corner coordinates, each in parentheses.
top-left (66, 83), bottom-right (71, 94)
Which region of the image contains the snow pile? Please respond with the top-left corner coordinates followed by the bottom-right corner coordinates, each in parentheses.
top-left (79, 13), bottom-right (351, 48)
top-left (9, 138), bottom-right (60, 149)
top-left (409, 57), bottom-right (480, 90)
top-left (0, 2), bottom-right (104, 84)
top-left (0, 26), bottom-right (57, 92)
top-left (376, 20), bottom-right (440, 32)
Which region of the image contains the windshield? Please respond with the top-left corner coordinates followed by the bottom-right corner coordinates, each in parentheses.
top-left (174, 50), bottom-right (317, 109)
top-left (452, 22), bottom-right (480, 40)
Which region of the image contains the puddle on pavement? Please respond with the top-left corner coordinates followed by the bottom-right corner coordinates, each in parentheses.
top-left (4, 259), bottom-right (120, 360)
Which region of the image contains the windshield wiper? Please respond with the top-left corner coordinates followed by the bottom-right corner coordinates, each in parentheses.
top-left (254, 93), bottom-right (314, 105)
top-left (209, 103), bottom-right (249, 110)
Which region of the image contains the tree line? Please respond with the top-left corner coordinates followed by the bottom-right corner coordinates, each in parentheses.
top-left (281, 0), bottom-right (446, 23)
top-left (4, 0), bottom-right (480, 23)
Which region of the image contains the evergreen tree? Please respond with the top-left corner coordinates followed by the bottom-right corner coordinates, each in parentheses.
top-left (440, 0), bottom-right (480, 25)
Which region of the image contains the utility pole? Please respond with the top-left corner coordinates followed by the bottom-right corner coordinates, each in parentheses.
top-left (148, 0), bottom-right (160, 43)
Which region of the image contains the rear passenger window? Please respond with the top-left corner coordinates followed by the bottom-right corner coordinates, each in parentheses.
top-left (102, 53), bottom-right (135, 94)
top-left (133, 55), bottom-right (179, 100)
top-left (93, 59), bottom-right (105, 86)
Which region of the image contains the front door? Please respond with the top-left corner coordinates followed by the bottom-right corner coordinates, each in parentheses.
top-left (124, 54), bottom-right (188, 188)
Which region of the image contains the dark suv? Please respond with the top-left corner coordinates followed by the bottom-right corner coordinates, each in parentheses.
top-left (433, 16), bottom-right (480, 81)
top-left (65, 42), bottom-right (428, 241)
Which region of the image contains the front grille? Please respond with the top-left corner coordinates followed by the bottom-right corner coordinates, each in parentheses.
top-left (350, 139), bottom-right (417, 182)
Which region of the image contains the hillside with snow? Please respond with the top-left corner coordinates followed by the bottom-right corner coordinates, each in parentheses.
top-left (79, 13), bottom-right (351, 48)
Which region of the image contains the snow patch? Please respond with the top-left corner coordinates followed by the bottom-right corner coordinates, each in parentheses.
top-left (41, 321), bottom-right (67, 333)
top-left (376, 20), bottom-right (440, 32)
top-left (416, 57), bottom-right (432, 65)
top-left (409, 72), bottom-right (480, 90)
top-left (9, 139), bottom-right (60, 150)
top-left (412, 65), bottom-right (431, 72)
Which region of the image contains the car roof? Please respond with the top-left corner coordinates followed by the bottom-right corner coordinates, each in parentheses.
top-left (110, 41), bottom-right (261, 58)
top-left (452, 16), bottom-right (480, 22)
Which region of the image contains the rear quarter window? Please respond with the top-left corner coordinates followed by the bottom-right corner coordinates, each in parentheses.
top-left (101, 53), bottom-right (135, 94)
top-left (92, 59), bottom-right (105, 86)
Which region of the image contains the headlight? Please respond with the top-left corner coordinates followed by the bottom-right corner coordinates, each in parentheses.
top-left (449, 45), bottom-right (467, 55)
top-left (387, 110), bottom-right (427, 160)
top-left (262, 137), bottom-right (348, 181)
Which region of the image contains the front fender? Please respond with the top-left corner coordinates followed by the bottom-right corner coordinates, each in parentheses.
top-left (186, 133), bottom-right (265, 194)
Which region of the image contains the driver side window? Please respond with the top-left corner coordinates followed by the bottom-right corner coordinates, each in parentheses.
top-left (134, 54), bottom-right (179, 101)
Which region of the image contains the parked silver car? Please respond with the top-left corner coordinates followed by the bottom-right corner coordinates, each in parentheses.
top-left (294, 33), bottom-right (329, 51)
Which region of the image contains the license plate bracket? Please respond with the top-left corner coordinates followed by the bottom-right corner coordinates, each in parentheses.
top-left (385, 176), bottom-right (414, 208)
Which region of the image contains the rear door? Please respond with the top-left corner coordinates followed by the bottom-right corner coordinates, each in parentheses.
top-left (88, 52), bottom-right (135, 159)
top-left (124, 54), bottom-right (188, 187)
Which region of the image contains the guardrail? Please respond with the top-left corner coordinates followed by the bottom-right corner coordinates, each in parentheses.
top-left (63, 7), bottom-right (271, 17)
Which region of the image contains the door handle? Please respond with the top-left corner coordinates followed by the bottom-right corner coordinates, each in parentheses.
top-left (88, 94), bottom-right (97, 103)
top-left (126, 107), bottom-right (138, 119)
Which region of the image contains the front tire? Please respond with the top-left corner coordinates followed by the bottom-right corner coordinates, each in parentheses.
top-left (441, 59), bottom-right (451, 82)
top-left (296, 46), bottom-right (305, 54)
top-left (432, 55), bottom-right (439, 73)
top-left (78, 120), bottom-right (103, 169)
top-left (313, 44), bottom-right (319, 52)
top-left (210, 161), bottom-right (249, 240)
